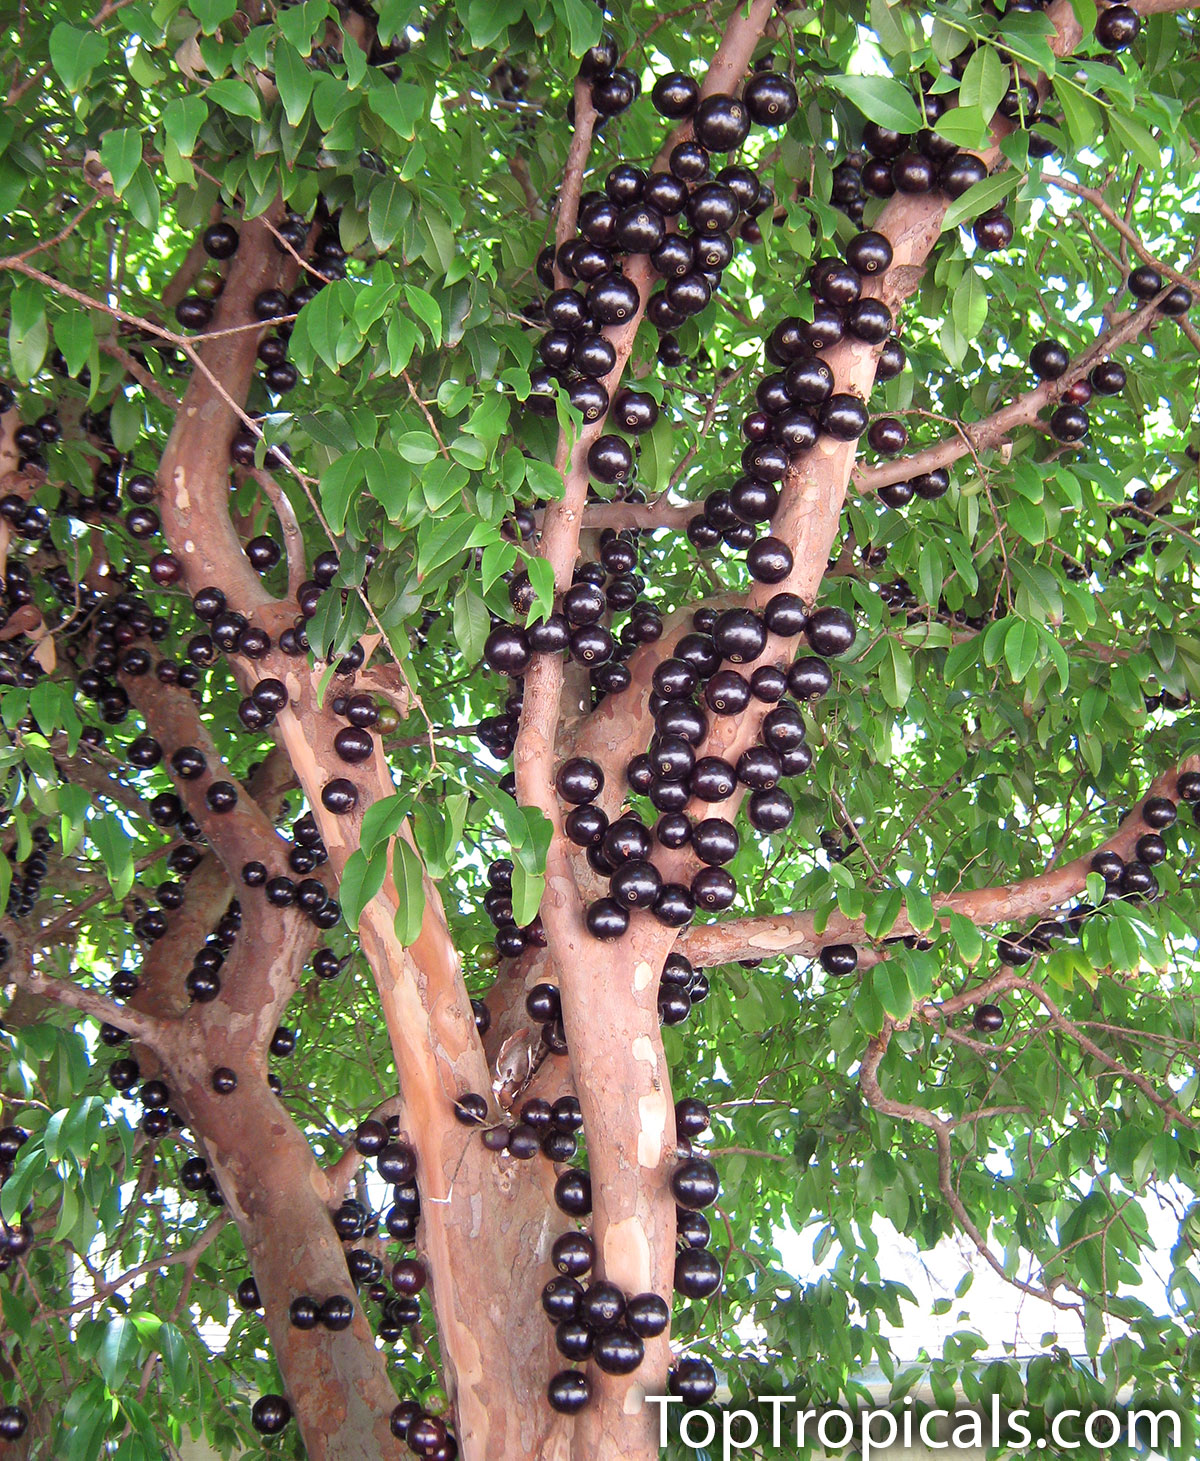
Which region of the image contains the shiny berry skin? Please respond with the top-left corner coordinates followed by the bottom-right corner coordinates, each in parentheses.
top-left (676, 1098), bottom-right (711, 1140)
top-left (1095, 3), bottom-right (1139, 48)
top-left (743, 70), bottom-right (798, 127)
top-left (940, 152), bottom-right (988, 198)
top-left (1177, 772), bottom-right (1200, 802)
top-left (542, 1275), bottom-right (583, 1321)
top-left (1159, 285), bottom-right (1192, 316)
top-left (1127, 264), bottom-right (1163, 300)
top-left (819, 944), bottom-right (858, 976)
top-left (787, 656), bottom-right (833, 701)
top-left (586, 898), bottom-right (629, 940)
top-left (805, 606), bottom-right (856, 658)
top-left (686, 181), bottom-right (738, 234)
top-left (554, 1170), bottom-right (592, 1216)
top-left (1029, 339), bottom-right (1070, 380)
top-left (747, 536), bottom-right (793, 584)
top-left (760, 593), bottom-right (806, 638)
top-left (748, 786), bottom-right (793, 832)
top-left (251, 1395), bottom-right (292, 1435)
top-left (973, 211), bottom-right (1014, 251)
top-left (704, 671), bottom-right (751, 716)
top-left (406, 1415), bottom-right (447, 1457)
top-left (321, 778), bottom-right (358, 815)
top-left (998, 936), bottom-right (1034, 966)
top-left (454, 1093), bottom-right (488, 1125)
top-left (556, 757), bottom-right (603, 804)
top-left (587, 434), bottom-right (633, 484)
top-left (551, 1232), bottom-right (594, 1277)
top-left (819, 394), bottom-right (869, 441)
top-left (625, 1292), bottom-right (670, 1338)
top-left (610, 860), bottom-right (662, 910)
top-left (592, 1327), bottom-right (645, 1374)
top-left (913, 468), bottom-right (950, 499)
top-left (319, 1295), bottom-right (354, 1330)
top-left (672, 1157), bottom-right (719, 1208)
top-left (652, 70), bottom-right (700, 117)
top-left (586, 272), bottom-right (639, 325)
top-left (547, 1370), bottom-right (591, 1413)
top-left (0, 1407), bottom-right (29, 1441)
top-left (712, 608), bottom-right (767, 664)
top-left (693, 93), bottom-right (750, 152)
top-left (674, 1247), bottom-right (723, 1298)
top-left (670, 1356), bottom-right (718, 1402)
top-left (892, 151), bottom-right (936, 193)
top-left (1050, 404), bottom-right (1089, 443)
top-left (484, 624), bottom-right (531, 676)
top-left (1142, 795), bottom-right (1177, 829)
top-left (1089, 360), bottom-right (1126, 395)
top-left (868, 417), bottom-right (907, 454)
top-left (846, 229), bottom-right (893, 275)
top-left (973, 1004), bottom-right (1004, 1034)
top-left (652, 882), bottom-right (695, 927)
top-left (736, 746), bottom-right (781, 789)
top-left (691, 866), bottom-right (736, 910)
top-left (848, 298), bottom-right (893, 344)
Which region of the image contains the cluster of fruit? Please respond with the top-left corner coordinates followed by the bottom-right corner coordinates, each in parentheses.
top-left (0, 1124), bottom-right (32, 1294)
top-left (534, 1091), bottom-right (719, 1411)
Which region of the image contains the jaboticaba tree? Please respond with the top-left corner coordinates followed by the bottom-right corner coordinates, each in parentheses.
top-left (0, 0), bottom-right (1197, 1457)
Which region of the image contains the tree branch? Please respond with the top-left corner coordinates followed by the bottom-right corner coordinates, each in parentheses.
top-left (679, 754), bottom-right (1200, 965)
top-left (854, 293), bottom-right (1185, 496)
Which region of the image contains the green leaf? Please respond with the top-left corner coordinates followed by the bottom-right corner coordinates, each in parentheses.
top-left (319, 450), bottom-right (366, 534)
top-left (368, 81), bottom-right (427, 141)
top-left (89, 811), bottom-right (134, 898)
top-left (404, 284), bottom-right (442, 346)
top-left (932, 106), bottom-right (991, 149)
top-left (158, 1324), bottom-right (192, 1395)
top-left (49, 24), bottom-right (108, 93)
top-left (53, 311), bottom-right (95, 380)
top-left (99, 129), bottom-right (143, 194)
top-left (1054, 79), bottom-right (1102, 150)
top-left (359, 791), bottom-right (412, 860)
top-left (368, 177), bottom-right (411, 251)
top-left (829, 75), bottom-right (923, 133)
top-left (206, 78), bottom-right (262, 120)
top-left (1004, 619), bottom-right (1041, 682)
top-left (392, 838), bottom-right (426, 945)
top-left (191, 0), bottom-right (237, 31)
top-left (277, 0), bottom-right (334, 51)
top-left (904, 886), bottom-right (935, 933)
top-left (0, 1142), bottom-right (46, 1222)
top-left (161, 96), bottom-right (207, 156)
top-left (865, 888), bottom-right (903, 939)
top-left (870, 0), bottom-right (911, 56)
top-left (958, 45), bottom-right (1010, 121)
top-left (125, 165), bottom-right (161, 230)
top-left (940, 173), bottom-right (1018, 233)
top-left (8, 280), bottom-right (47, 384)
top-left (1108, 111), bottom-right (1162, 171)
top-left (339, 847), bottom-right (388, 931)
top-left (879, 640), bottom-right (913, 709)
top-left (452, 586), bottom-right (489, 664)
top-left (874, 962), bottom-right (914, 1023)
top-left (952, 268), bottom-right (988, 343)
top-left (510, 858), bottom-right (544, 925)
top-left (948, 911), bottom-right (982, 963)
top-left (274, 40), bottom-right (315, 126)
top-left (98, 1315), bottom-right (140, 1391)
top-left (556, 0), bottom-right (604, 54)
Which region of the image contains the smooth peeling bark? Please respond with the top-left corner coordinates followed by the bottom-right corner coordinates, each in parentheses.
top-left (270, 671), bottom-right (573, 1461)
top-left (163, 1053), bottom-right (408, 1461)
